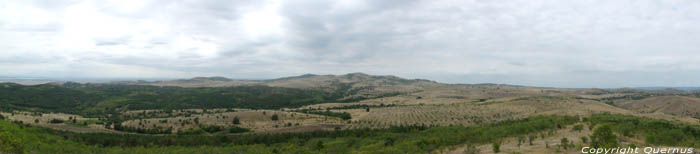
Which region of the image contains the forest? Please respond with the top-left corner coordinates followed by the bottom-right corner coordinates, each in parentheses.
top-left (0, 83), bottom-right (358, 117)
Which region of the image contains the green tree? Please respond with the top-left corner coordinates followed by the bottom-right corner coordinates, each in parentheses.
top-left (492, 142), bottom-right (501, 153)
top-left (573, 124), bottom-right (583, 132)
top-left (271, 114), bottom-right (279, 121)
top-left (233, 116), bottom-right (240, 125)
top-left (340, 112), bottom-right (351, 120)
top-left (590, 125), bottom-right (618, 148)
top-left (315, 140), bottom-right (324, 151)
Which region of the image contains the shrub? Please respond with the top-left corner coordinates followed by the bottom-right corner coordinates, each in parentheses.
top-left (233, 116), bottom-right (240, 124)
top-left (50, 119), bottom-right (64, 124)
top-left (590, 125), bottom-right (618, 148)
top-left (560, 137), bottom-right (570, 149)
top-left (228, 126), bottom-right (250, 134)
top-left (271, 114), bottom-right (279, 121)
top-left (200, 125), bottom-right (223, 133)
top-left (573, 124), bottom-right (584, 132)
top-left (492, 141), bottom-right (501, 153)
top-left (177, 129), bottom-right (205, 135)
top-left (340, 112), bottom-right (351, 120)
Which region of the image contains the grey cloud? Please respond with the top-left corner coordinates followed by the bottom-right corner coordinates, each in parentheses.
top-left (1, 0), bottom-right (700, 87)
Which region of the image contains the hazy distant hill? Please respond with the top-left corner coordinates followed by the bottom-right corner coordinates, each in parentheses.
top-left (633, 87), bottom-right (700, 91)
top-left (616, 96), bottom-right (700, 118)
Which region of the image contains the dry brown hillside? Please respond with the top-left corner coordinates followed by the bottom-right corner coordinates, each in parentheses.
top-left (113, 73), bottom-right (440, 101)
top-left (616, 96), bottom-right (700, 118)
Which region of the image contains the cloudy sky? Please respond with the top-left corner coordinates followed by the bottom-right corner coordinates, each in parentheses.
top-left (1, 0), bottom-right (699, 88)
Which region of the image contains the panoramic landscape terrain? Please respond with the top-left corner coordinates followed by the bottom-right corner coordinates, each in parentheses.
top-left (3, 0), bottom-right (700, 153)
top-left (2, 73), bottom-right (700, 153)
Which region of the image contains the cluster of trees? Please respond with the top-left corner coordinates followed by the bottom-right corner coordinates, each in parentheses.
top-left (292, 109), bottom-right (352, 120)
top-left (120, 126), bottom-right (172, 134)
top-left (0, 83), bottom-right (362, 118)
top-left (0, 115), bottom-right (581, 153)
top-left (228, 126), bottom-right (250, 134)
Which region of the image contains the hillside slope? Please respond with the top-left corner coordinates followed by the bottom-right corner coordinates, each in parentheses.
top-left (616, 96), bottom-right (700, 118)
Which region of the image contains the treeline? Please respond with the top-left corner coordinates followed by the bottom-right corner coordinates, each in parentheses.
top-left (0, 83), bottom-right (350, 117)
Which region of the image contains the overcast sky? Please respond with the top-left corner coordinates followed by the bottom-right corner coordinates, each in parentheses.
top-left (1, 0), bottom-right (700, 88)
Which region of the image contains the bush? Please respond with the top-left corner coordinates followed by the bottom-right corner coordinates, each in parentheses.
top-left (177, 129), bottom-right (205, 135)
top-left (492, 142), bottom-right (501, 153)
top-left (200, 125), bottom-right (223, 133)
top-left (228, 126), bottom-right (250, 134)
top-left (49, 119), bottom-right (64, 124)
top-left (339, 112), bottom-right (351, 120)
top-left (233, 116), bottom-right (240, 124)
top-left (271, 114), bottom-right (279, 121)
top-left (560, 137), bottom-right (570, 149)
top-left (573, 124), bottom-right (583, 132)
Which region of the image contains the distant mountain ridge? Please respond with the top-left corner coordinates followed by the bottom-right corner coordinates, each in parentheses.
top-left (111, 73), bottom-right (440, 102)
top-left (632, 87), bottom-right (700, 91)
top-left (177, 76), bottom-right (233, 82)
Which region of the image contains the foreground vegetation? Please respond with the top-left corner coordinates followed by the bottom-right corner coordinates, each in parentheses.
top-left (4, 112), bottom-right (700, 153)
top-left (1, 115), bottom-right (578, 153)
top-left (587, 114), bottom-right (700, 147)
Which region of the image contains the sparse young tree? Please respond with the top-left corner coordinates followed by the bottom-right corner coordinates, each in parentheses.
top-left (529, 135), bottom-right (536, 145)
